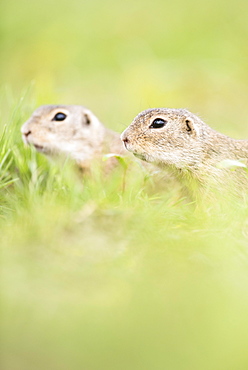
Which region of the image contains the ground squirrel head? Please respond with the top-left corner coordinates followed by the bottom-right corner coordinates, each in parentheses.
top-left (21, 105), bottom-right (105, 164)
top-left (121, 108), bottom-right (207, 170)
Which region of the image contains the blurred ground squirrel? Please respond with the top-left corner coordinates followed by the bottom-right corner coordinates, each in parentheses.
top-left (121, 108), bottom-right (248, 190)
top-left (21, 105), bottom-right (126, 172)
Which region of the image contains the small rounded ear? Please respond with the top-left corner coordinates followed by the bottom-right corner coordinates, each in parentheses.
top-left (184, 118), bottom-right (196, 136)
top-left (84, 113), bottom-right (91, 125)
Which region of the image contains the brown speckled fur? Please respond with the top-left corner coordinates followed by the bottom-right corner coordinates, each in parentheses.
top-left (121, 108), bottom-right (248, 191)
top-left (21, 105), bottom-right (126, 172)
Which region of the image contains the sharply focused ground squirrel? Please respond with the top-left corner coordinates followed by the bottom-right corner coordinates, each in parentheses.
top-left (21, 105), bottom-right (126, 171)
top-left (121, 108), bottom-right (248, 189)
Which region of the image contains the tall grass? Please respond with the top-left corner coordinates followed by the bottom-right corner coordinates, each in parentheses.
top-left (1, 92), bottom-right (248, 370)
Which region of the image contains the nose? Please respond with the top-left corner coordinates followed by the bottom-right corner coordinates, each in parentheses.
top-left (21, 122), bottom-right (32, 136)
top-left (120, 130), bottom-right (129, 143)
top-left (21, 125), bottom-right (32, 144)
top-left (120, 132), bottom-right (130, 149)
top-left (122, 137), bottom-right (129, 144)
top-left (23, 130), bottom-right (31, 137)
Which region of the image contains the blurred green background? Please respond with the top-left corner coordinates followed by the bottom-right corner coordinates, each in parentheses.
top-left (1, 0), bottom-right (248, 369)
top-left (1, 0), bottom-right (248, 134)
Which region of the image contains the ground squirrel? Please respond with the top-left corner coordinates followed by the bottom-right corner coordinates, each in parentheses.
top-left (121, 108), bottom-right (248, 190)
top-left (21, 105), bottom-right (126, 171)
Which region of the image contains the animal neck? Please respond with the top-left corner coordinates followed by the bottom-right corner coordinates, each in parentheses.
top-left (202, 131), bottom-right (248, 167)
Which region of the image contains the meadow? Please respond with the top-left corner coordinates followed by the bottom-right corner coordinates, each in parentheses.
top-left (1, 0), bottom-right (248, 369)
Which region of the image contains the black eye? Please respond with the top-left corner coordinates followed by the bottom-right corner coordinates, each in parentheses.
top-left (149, 118), bottom-right (167, 129)
top-left (84, 114), bottom-right (91, 125)
top-left (52, 112), bottom-right (67, 121)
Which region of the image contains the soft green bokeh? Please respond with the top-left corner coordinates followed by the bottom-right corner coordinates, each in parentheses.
top-left (1, 0), bottom-right (248, 369)
top-left (1, 0), bottom-right (248, 133)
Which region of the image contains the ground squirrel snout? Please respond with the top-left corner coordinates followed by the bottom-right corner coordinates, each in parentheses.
top-left (21, 105), bottom-right (125, 171)
top-left (121, 108), bottom-right (248, 187)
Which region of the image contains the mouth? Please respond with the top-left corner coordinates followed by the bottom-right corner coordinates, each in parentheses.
top-left (33, 144), bottom-right (46, 153)
top-left (22, 135), bottom-right (44, 151)
top-left (122, 140), bottom-right (148, 162)
top-left (133, 152), bottom-right (147, 161)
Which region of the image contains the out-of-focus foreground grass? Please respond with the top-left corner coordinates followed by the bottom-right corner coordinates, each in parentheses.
top-left (1, 0), bottom-right (248, 369)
